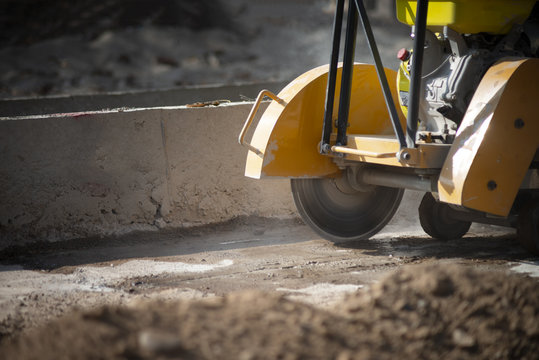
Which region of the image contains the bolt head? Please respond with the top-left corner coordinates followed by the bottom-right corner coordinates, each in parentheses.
top-left (514, 118), bottom-right (525, 129)
top-left (399, 151), bottom-right (411, 161)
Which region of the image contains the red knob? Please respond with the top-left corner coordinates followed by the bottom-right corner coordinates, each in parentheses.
top-left (397, 48), bottom-right (410, 61)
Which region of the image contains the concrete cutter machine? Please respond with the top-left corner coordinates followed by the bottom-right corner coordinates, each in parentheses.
top-left (239, 0), bottom-right (539, 253)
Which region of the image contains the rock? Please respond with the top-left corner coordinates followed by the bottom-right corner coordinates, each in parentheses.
top-left (452, 328), bottom-right (476, 348)
top-left (138, 329), bottom-right (184, 354)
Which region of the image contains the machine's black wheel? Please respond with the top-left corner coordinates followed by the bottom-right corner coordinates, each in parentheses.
top-left (290, 177), bottom-right (403, 242)
top-left (418, 192), bottom-right (471, 240)
top-left (517, 199), bottom-right (539, 255)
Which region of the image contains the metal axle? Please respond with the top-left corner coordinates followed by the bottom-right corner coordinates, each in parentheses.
top-left (358, 167), bottom-right (437, 193)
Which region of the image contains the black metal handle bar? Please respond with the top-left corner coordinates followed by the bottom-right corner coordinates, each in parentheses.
top-left (321, 0), bottom-right (429, 152)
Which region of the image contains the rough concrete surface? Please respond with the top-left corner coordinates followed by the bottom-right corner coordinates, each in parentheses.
top-left (0, 102), bottom-right (296, 246)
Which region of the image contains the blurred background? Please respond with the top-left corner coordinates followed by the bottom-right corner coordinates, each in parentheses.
top-left (0, 0), bottom-right (410, 99)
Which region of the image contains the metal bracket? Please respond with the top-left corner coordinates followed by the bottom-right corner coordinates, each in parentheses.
top-left (397, 147), bottom-right (420, 165)
top-left (331, 145), bottom-right (397, 159)
top-left (443, 26), bottom-right (468, 57)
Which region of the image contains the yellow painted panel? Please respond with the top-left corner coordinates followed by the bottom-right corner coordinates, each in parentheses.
top-left (244, 64), bottom-right (405, 179)
top-left (397, 61), bottom-right (410, 118)
top-left (396, 0), bottom-right (535, 34)
top-left (438, 58), bottom-right (539, 216)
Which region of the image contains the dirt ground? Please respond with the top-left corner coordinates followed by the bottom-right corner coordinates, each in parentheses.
top-left (0, 0), bottom-right (410, 99)
top-left (1, 215), bottom-right (539, 359)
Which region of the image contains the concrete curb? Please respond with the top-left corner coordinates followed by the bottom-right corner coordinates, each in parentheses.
top-left (0, 101), bottom-right (296, 247)
top-left (0, 81), bottom-right (289, 117)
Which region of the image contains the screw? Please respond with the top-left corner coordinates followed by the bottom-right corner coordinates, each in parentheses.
top-left (400, 151), bottom-right (411, 161)
top-left (320, 143), bottom-right (331, 154)
top-left (514, 118), bottom-right (524, 129)
top-left (487, 180), bottom-right (497, 191)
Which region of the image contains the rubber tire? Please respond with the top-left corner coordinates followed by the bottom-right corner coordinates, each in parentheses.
top-left (418, 192), bottom-right (471, 241)
top-left (517, 199), bottom-right (539, 255)
top-left (290, 177), bottom-right (403, 242)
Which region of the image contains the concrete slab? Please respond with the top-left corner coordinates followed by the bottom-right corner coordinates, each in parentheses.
top-left (0, 101), bottom-right (295, 248)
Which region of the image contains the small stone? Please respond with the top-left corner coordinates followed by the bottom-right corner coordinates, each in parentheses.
top-left (452, 329), bottom-right (475, 348)
top-left (431, 276), bottom-right (454, 297)
top-left (138, 330), bottom-right (184, 354)
top-left (154, 218), bottom-right (167, 229)
top-left (337, 350), bottom-right (353, 360)
top-left (239, 350), bottom-right (255, 360)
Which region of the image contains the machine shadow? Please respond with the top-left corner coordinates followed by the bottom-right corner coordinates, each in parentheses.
top-left (2, 218), bottom-right (536, 272)
top-left (0, 217), bottom-right (314, 271)
top-left (335, 233), bottom-right (537, 262)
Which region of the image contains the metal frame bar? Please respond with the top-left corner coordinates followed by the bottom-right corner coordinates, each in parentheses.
top-left (354, 0), bottom-right (407, 149)
top-left (406, 0), bottom-right (429, 148)
top-left (321, 0), bottom-right (429, 153)
top-left (360, 167), bottom-right (437, 192)
top-left (321, 0), bottom-right (344, 153)
top-left (335, 0), bottom-right (359, 146)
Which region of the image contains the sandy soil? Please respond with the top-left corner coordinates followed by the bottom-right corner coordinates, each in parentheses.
top-left (0, 0), bottom-right (410, 99)
top-left (1, 215), bottom-right (539, 359)
top-left (2, 250), bottom-right (539, 359)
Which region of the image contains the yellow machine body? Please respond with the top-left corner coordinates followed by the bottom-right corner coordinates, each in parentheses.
top-left (438, 58), bottom-right (539, 216)
top-left (239, 0), bottom-right (539, 250)
top-left (244, 64), bottom-right (405, 179)
top-left (396, 0), bottom-right (536, 34)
